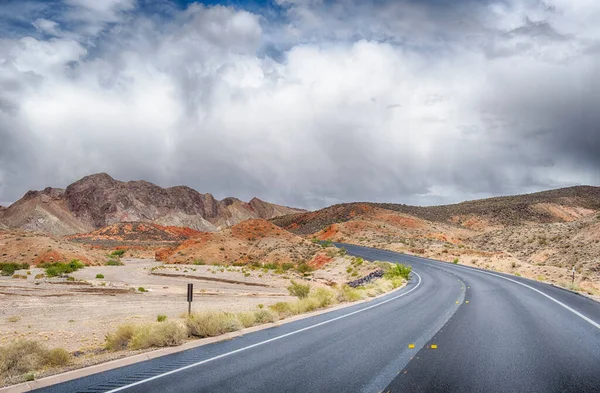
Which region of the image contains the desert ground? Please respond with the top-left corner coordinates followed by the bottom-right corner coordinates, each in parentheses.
top-left (0, 252), bottom-right (377, 352)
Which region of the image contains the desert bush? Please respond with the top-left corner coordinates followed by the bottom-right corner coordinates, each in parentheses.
top-left (34, 274), bottom-right (44, 279)
top-left (453, 258), bottom-right (459, 264)
top-left (96, 274), bottom-right (105, 279)
top-left (105, 324), bottom-right (136, 351)
top-left (128, 321), bottom-right (187, 349)
top-left (7, 316), bottom-right (21, 323)
top-left (236, 312), bottom-right (256, 328)
top-left (364, 279), bottom-right (394, 297)
top-left (0, 263), bottom-right (29, 276)
top-left (287, 280), bottom-right (310, 299)
top-left (186, 311), bottom-right (243, 338)
top-left (44, 348), bottom-right (70, 367)
top-left (337, 285), bottom-right (365, 302)
top-left (312, 287), bottom-right (336, 307)
top-left (138, 287), bottom-right (148, 292)
top-left (106, 259), bottom-right (123, 266)
top-left (39, 260), bottom-right (84, 277)
top-left (253, 309), bottom-right (277, 324)
top-left (111, 250), bottom-right (126, 257)
top-left (270, 302), bottom-right (292, 316)
top-left (0, 340), bottom-right (70, 380)
top-left (193, 259), bottom-right (206, 265)
top-left (384, 264), bottom-right (412, 280)
top-left (296, 263), bottom-right (314, 274)
top-left (157, 314), bottom-right (167, 322)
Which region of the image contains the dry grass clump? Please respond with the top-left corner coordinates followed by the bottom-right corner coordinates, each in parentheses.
top-left (105, 321), bottom-right (187, 351)
top-left (236, 312), bottom-right (257, 328)
top-left (0, 340), bottom-right (70, 383)
top-left (186, 311), bottom-right (243, 338)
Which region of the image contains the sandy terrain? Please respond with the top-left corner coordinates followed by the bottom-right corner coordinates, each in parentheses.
top-left (0, 252), bottom-right (375, 353)
top-left (0, 259), bottom-right (293, 352)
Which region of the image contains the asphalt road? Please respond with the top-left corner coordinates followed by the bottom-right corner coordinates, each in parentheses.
top-left (34, 243), bottom-right (600, 393)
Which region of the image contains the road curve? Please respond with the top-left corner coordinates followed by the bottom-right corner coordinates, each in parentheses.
top-left (33, 244), bottom-right (600, 393)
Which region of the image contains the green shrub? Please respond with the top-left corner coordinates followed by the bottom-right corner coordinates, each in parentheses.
top-left (0, 263), bottom-right (30, 276)
top-left (96, 274), bottom-right (105, 279)
top-left (66, 276), bottom-right (75, 281)
top-left (39, 260), bottom-right (84, 277)
top-left (296, 263), bottom-right (314, 274)
top-left (453, 258), bottom-right (459, 264)
top-left (384, 264), bottom-right (412, 280)
top-left (194, 259), bottom-right (206, 265)
top-left (157, 314), bottom-right (167, 322)
top-left (106, 259), bottom-right (123, 266)
top-left (111, 250), bottom-right (126, 257)
top-left (287, 280), bottom-right (310, 299)
top-left (138, 287), bottom-right (148, 292)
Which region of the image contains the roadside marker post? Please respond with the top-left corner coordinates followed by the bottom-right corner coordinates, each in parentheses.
top-left (572, 267), bottom-right (576, 284)
top-left (187, 283), bottom-right (193, 315)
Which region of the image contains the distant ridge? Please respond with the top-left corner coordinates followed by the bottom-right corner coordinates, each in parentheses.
top-left (272, 186), bottom-right (600, 235)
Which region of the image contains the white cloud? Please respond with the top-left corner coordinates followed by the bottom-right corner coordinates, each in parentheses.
top-left (0, 0), bottom-right (599, 208)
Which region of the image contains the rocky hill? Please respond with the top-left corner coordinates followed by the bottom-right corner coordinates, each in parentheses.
top-left (0, 173), bottom-right (304, 235)
top-left (155, 219), bottom-right (322, 265)
top-left (272, 186), bottom-right (600, 294)
top-left (272, 186), bottom-right (600, 235)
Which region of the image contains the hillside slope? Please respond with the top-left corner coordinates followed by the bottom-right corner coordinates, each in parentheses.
top-left (272, 186), bottom-right (600, 235)
top-left (272, 186), bottom-right (600, 293)
top-left (1, 173), bottom-right (304, 235)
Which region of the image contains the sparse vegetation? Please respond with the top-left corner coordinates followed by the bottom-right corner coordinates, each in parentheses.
top-left (39, 260), bottom-right (84, 277)
top-left (287, 280), bottom-right (311, 299)
top-left (96, 274), bottom-right (105, 279)
top-left (111, 250), bottom-right (126, 257)
top-left (0, 340), bottom-right (70, 382)
top-left (138, 287), bottom-right (148, 292)
top-left (384, 264), bottom-right (412, 280)
top-left (453, 258), bottom-right (459, 264)
top-left (105, 321), bottom-right (186, 350)
top-left (0, 263), bottom-right (30, 276)
top-left (157, 314), bottom-right (167, 322)
top-left (185, 311), bottom-right (243, 338)
top-left (106, 259), bottom-right (123, 266)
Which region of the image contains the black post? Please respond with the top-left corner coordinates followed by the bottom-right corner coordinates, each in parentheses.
top-left (572, 268), bottom-right (575, 284)
top-left (187, 283), bottom-right (193, 315)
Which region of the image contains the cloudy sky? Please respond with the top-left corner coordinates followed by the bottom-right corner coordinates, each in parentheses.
top-left (0, 0), bottom-right (599, 209)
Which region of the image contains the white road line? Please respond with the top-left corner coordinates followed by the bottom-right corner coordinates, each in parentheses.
top-left (105, 271), bottom-right (423, 393)
top-left (429, 259), bottom-right (600, 331)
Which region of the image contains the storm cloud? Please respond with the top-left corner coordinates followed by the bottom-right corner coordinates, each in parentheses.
top-left (0, 0), bottom-right (599, 209)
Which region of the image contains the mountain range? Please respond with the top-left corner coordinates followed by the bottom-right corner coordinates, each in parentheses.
top-left (0, 173), bottom-right (303, 235)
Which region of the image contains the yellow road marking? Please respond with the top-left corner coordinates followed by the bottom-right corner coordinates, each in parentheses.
top-left (408, 343), bottom-right (415, 349)
top-left (431, 344), bottom-right (438, 349)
